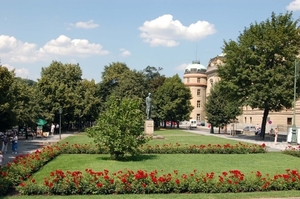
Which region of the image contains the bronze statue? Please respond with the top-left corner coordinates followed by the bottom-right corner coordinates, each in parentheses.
top-left (146, 93), bottom-right (153, 120)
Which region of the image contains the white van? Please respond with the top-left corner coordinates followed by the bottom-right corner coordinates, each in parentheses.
top-left (189, 119), bottom-right (197, 129)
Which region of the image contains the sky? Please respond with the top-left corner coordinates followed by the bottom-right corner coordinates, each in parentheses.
top-left (1, 0), bottom-right (300, 83)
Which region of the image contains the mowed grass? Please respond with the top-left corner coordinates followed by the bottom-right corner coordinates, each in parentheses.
top-left (33, 152), bottom-right (300, 183)
top-left (16, 129), bottom-right (300, 199)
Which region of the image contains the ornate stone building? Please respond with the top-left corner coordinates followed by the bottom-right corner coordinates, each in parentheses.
top-left (184, 54), bottom-right (300, 131)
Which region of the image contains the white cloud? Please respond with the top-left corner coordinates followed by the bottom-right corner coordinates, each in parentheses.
top-left (286, 0), bottom-right (300, 11)
top-left (3, 63), bottom-right (30, 78)
top-left (0, 34), bottom-right (109, 63)
top-left (41, 35), bottom-right (109, 56)
top-left (119, 48), bottom-right (131, 57)
top-left (0, 35), bottom-right (44, 62)
top-left (174, 63), bottom-right (188, 71)
top-left (70, 20), bottom-right (99, 29)
top-left (139, 14), bottom-right (216, 47)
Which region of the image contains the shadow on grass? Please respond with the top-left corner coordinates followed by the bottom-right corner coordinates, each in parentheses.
top-left (97, 154), bottom-right (158, 162)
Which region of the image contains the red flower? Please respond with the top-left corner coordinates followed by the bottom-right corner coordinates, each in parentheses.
top-left (175, 178), bottom-right (180, 184)
top-left (97, 183), bottom-right (103, 187)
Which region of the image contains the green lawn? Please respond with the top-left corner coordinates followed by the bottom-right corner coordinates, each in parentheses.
top-left (7, 129), bottom-right (300, 199)
top-left (32, 152), bottom-right (299, 183)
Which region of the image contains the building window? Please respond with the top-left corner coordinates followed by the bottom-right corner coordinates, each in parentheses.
top-left (197, 100), bottom-right (200, 108)
top-left (197, 78), bottom-right (200, 83)
top-left (197, 89), bottom-right (201, 96)
top-left (250, 117), bottom-right (252, 123)
top-left (187, 78), bottom-right (190, 83)
top-left (244, 117), bottom-right (247, 123)
top-left (197, 114), bottom-right (200, 121)
top-left (287, 118), bottom-right (292, 125)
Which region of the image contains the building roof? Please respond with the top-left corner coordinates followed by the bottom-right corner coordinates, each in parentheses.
top-left (185, 60), bottom-right (206, 74)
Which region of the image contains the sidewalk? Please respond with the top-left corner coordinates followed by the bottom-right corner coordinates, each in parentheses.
top-left (1, 132), bottom-right (77, 165)
top-left (184, 127), bottom-right (298, 152)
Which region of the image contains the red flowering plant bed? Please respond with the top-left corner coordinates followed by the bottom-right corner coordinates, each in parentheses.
top-left (16, 168), bottom-right (300, 195)
top-left (0, 141), bottom-right (267, 195)
top-left (282, 145), bottom-right (300, 157)
top-left (139, 142), bottom-right (267, 154)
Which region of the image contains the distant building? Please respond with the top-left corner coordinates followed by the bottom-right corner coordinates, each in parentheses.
top-left (184, 54), bottom-right (300, 131)
top-left (183, 61), bottom-right (207, 122)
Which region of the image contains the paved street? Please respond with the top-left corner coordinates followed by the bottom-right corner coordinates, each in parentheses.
top-left (1, 132), bottom-right (77, 165)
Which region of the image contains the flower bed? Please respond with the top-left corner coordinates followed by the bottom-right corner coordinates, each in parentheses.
top-left (0, 141), bottom-right (267, 195)
top-left (282, 145), bottom-right (300, 157)
top-left (16, 169), bottom-right (300, 195)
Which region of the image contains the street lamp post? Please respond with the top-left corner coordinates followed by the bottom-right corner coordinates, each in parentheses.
top-left (59, 107), bottom-right (63, 140)
top-left (291, 59), bottom-right (298, 144)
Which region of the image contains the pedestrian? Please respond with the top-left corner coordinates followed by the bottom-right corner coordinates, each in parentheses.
top-left (11, 134), bottom-right (18, 154)
top-left (55, 123), bottom-right (59, 134)
top-left (0, 151), bottom-right (3, 167)
top-left (274, 127), bottom-right (279, 144)
top-left (51, 123), bottom-right (55, 136)
top-left (1, 134), bottom-right (9, 154)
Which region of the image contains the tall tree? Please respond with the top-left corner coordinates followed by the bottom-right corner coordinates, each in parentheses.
top-left (98, 62), bottom-right (131, 105)
top-left (154, 74), bottom-right (193, 128)
top-left (79, 79), bottom-right (102, 127)
top-left (37, 61), bottom-right (83, 127)
top-left (143, 66), bottom-right (165, 94)
top-left (0, 66), bottom-right (17, 131)
top-left (205, 82), bottom-right (242, 134)
top-left (218, 12), bottom-right (300, 139)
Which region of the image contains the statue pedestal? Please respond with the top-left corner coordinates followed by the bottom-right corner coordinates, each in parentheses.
top-left (144, 120), bottom-right (154, 135)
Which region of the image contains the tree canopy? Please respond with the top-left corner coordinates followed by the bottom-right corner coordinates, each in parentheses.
top-left (153, 74), bottom-right (193, 127)
top-left (205, 82), bottom-right (242, 134)
top-left (218, 12), bottom-right (300, 139)
top-left (86, 95), bottom-right (148, 160)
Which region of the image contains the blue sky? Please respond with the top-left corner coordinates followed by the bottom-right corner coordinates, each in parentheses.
top-left (1, 0), bottom-right (300, 82)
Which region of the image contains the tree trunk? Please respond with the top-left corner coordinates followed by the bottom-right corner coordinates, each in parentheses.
top-left (218, 127), bottom-right (221, 134)
top-left (260, 108), bottom-right (270, 140)
top-left (210, 124), bottom-right (214, 134)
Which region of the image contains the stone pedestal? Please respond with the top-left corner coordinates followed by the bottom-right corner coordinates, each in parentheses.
top-left (144, 120), bottom-right (154, 135)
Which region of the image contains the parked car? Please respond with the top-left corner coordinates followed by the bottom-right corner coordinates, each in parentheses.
top-left (243, 126), bottom-right (256, 132)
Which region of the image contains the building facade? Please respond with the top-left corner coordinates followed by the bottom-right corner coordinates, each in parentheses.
top-left (184, 54), bottom-right (300, 131)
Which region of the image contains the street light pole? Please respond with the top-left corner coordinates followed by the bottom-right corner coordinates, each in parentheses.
top-left (291, 59), bottom-right (298, 144)
top-left (59, 107), bottom-right (63, 140)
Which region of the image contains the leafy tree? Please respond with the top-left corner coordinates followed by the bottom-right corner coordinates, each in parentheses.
top-left (86, 95), bottom-right (148, 160)
top-left (37, 61), bottom-right (83, 127)
top-left (143, 66), bottom-right (166, 94)
top-left (111, 69), bottom-right (147, 100)
top-left (12, 78), bottom-right (40, 128)
top-left (0, 66), bottom-right (17, 131)
top-left (218, 12), bottom-right (300, 139)
top-left (78, 79), bottom-right (102, 128)
top-left (154, 74), bottom-right (193, 128)
top-left (205, 82), bottom-right (242, 134)
top-left (98, 62), bottom-right (131, 106)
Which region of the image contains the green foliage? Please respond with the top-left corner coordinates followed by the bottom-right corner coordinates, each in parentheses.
top-left (218, 12), bottom-right (300, 138)
top-left (86, 95), bottom-right (148, 160)
top-left (37, 61), bottom-right (83, 124)
top-left (205, 82), bottom-right (242, 131)
top-left (0, 66), bottom-right (17, 130)
top-left (154, 74), bottom-right (193, 126)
